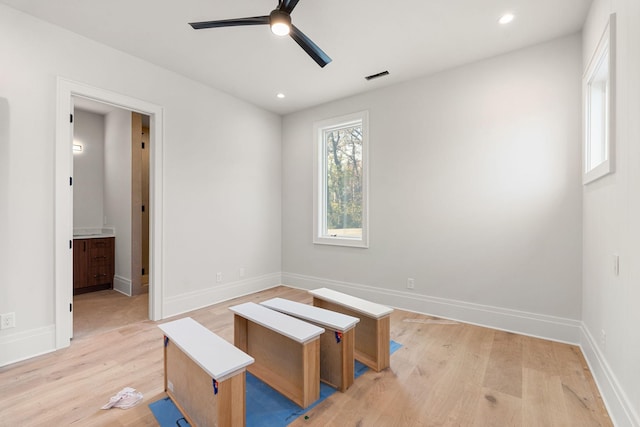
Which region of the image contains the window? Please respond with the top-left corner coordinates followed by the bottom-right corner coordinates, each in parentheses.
top-left (313, 111), bottom-right (369, 248)
top-left (583, 13), bottom-right (615, 184)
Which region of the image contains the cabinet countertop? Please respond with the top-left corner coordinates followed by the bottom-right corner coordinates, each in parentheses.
top-left (73, 234), bottom-right (115, 239)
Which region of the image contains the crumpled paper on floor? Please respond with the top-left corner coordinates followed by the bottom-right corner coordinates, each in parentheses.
top-left (101, 387), bottom-right (143, 410)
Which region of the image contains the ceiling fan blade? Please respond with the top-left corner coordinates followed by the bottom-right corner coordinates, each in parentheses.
top-left (290, 25), bottom-right (332, 68)
top-left (189, 16), bottom-right (269, 30)
top-left (280, 0), bottom-right (301, 14)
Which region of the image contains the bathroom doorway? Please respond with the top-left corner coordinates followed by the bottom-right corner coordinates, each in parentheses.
top-left (71, 98), bottom-right (151, 338)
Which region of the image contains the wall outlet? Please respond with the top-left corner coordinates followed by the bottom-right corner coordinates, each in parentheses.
top-left (216, 272), bottom-right (223, 283)
top-left (0, 312), bottom-right (16, 330)
top-left (239, 267), bottom-right (245, 278)
top-left (407, 278), bottom-right (415, 289)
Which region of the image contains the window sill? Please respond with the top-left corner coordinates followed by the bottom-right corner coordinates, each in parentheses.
top-left (313, 236), bottom-right (369, 249)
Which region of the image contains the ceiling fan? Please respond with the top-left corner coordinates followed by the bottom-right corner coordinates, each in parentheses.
top-left (189, 0), bottom-right (332, 68)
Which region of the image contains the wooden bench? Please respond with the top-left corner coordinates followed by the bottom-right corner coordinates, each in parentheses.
top-left (229, 302), bottom-right (324, 408)
top-left (309, 288), bottom-right (394, 372)
top-left (158, 317), bottom-right (254, 427)
top-left (261, 297), bottom-right (360, 392)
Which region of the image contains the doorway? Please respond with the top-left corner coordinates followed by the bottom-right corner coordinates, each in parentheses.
top-left (55, 78), bottom-right (164, 350)
top-left (71, 101), bottom-right (151, 338)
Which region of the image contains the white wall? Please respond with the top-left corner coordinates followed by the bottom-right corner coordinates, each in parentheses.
top-left (0, 3), bottom-right (282, 366)
top-left (0, 97), bottom-right (9, 339)
top-left (282, 34), bottom-right (584, 341)
top-left (581, 0), bottom-right (640, 426)
top-left (72, 109), bottom-right (105, 228)
top-left (104, 108), bottom-right (132, 290)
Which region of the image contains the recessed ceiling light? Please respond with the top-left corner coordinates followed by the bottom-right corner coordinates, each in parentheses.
top-left (276, 93), bottom-right (286, 99)
top-left (499, 13), bottom-right (515, 25)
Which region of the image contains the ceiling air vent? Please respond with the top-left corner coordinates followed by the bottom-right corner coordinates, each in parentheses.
top-left (365, 70), bottom-right (390, 81)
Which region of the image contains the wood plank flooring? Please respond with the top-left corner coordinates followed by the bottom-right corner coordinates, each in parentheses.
top-left (0, 286), bottom-right (612, 426)
top-left (73, 290), bottom-right (148, 340)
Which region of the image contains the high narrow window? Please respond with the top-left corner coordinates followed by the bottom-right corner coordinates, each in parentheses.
top-left (313, 111), bottom-right (369, 248)
top-left (583, 13), bottom-right (616, 184)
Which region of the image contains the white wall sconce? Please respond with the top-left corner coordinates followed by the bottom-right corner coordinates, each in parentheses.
top-left (73, 143), bottom-right (83, 153)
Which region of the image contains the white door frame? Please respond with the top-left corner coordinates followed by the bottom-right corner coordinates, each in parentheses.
top-left (55, 77), bottom-right (164, 349)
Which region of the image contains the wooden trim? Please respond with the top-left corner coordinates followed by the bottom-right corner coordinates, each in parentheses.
top-left (131, 112), bottom-right (143, 296)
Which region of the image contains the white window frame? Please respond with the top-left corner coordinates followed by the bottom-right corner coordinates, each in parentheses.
top-left (313, 111), bottom-right (369, 248)
top-left (583, 13), bottom-right (616, 184)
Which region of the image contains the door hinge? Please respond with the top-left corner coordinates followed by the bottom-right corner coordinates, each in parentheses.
top-left (142, 205), bottom-right (145, 213)
top-left (70, 114), bottom-right (73, 123)
top-left (69, 240), bottom-right (72, 249)
top-left (70, 177), bottom-right (73, 186)
top-left (142, 268), bottom-right (145, 276)
top-left (141, 142), bottom-right (145, 149)
top-left (69, 303), bottom-right (73, 312)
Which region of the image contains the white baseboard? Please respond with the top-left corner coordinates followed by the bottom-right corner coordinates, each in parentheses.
top-left (163, 272), bottom-right (282, 319)
top-left (282, 272), bottom-right (582, 344)
top-left (113, 275), bottom-right (131, 296)
top-left (580, 324), bottom-right (640, 427)
top-left (0, 325), bottom-right (56, 367)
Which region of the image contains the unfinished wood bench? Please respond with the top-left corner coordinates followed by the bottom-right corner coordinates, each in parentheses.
top-left (158, 317), bottom-right (254, 427)
top-left (309, 288), bottom-right (394, 372)
top-left (261, 297), bottom-right (360, 392)
top-left (229, 302), bottom-right (324, 409)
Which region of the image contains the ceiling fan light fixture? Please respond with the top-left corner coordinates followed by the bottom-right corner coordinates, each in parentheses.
top-left (188, 1), bottom-right (331, 67)
top-left (270, 9), bottom-right (291, 36)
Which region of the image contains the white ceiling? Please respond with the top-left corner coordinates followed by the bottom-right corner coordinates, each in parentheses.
top-left (1, 0), bottom-right (592, 115)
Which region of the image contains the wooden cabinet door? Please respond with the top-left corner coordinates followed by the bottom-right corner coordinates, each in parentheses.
top-left (73, 239), bottom-right (89, 290)
top-left (73, 237), bottom-right (115, 294)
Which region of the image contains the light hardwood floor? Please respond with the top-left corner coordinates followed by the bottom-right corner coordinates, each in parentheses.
top-left (0, 286), bottom-right (612, 426)
top-left (73, 290), bottom-right (148, 340)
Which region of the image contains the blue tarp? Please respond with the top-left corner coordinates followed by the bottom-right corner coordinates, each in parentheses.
top-left (150, 341), bottom-right (402, 427)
